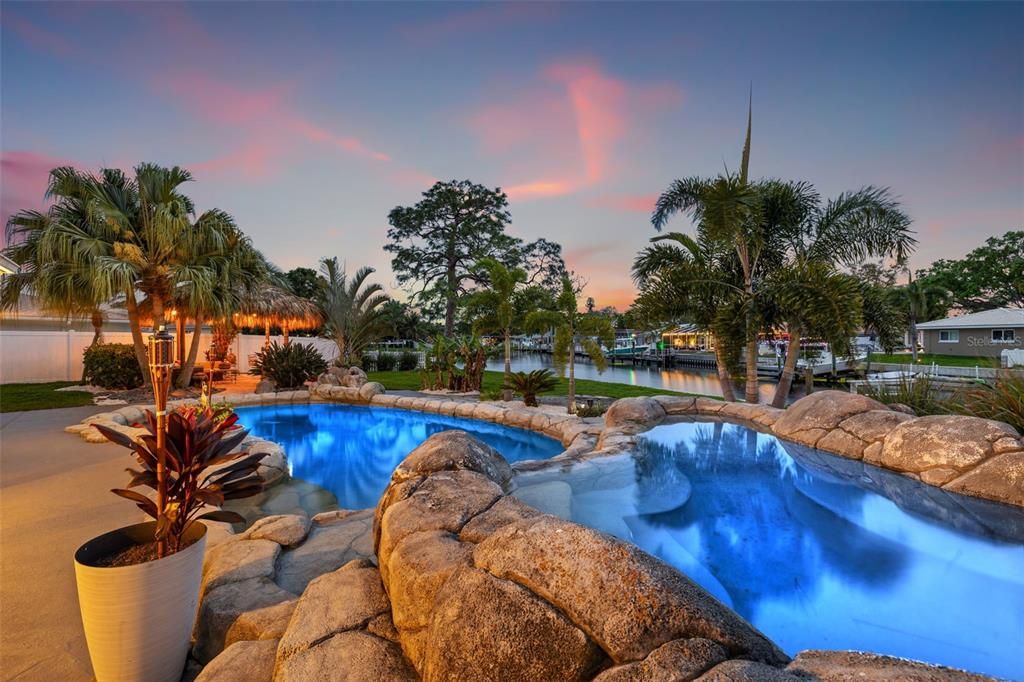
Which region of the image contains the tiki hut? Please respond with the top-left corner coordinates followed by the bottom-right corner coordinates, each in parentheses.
top-left (233, 285), bottom-right (322, 347)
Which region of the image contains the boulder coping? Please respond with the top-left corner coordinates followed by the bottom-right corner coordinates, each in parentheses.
top-left (67, 387), bottom-right (1023, 507)
top-left (189, 430), bottom-right (1000, 681)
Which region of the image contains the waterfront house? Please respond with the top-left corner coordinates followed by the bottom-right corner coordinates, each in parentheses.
top-left (916, 308), bottom-right (1024, 359)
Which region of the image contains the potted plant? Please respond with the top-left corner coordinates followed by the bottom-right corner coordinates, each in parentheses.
top-left (75, 406), bottom-right (263, 682)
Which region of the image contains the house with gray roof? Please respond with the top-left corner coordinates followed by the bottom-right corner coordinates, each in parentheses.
top-left (916, 308), bottom-right (1024, 359)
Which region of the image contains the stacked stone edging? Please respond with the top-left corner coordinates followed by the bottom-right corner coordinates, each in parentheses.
top-left (65, 387), bottom-right (1024, 509)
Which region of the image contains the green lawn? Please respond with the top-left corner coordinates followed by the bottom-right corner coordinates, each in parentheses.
top-left (0, 381), bottom-right (96, 413)
top-left (367, 370), bottom-right (713, 400)
top-left (867, 352), bottom-right (999, 368)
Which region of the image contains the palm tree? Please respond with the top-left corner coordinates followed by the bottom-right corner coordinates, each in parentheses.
top-left (632, 231), bottom-right (744, 401)
top-left (13, 165), bottom-right (239, 379)
top-left (2, 173), bottom-right (112, 352)
top-left (764, 260), bottom-right (864, 407)
top-left (525, 277), bottom-right (614, 414)
top-left (318, 257), bottom-right (390, 366)
top-left (174, 228), bottom-right (279, 388)
top-left (464, 258), bottom-right (528, 393)
top-left (764, 186), bottom-right (915, 407)
top-left (653, 100), bottom-right (765, 402)
top-left (894, 271), bottom-right (949, 363)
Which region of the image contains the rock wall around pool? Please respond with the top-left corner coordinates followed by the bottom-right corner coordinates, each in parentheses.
top-left (194, 431), bottom-right (997, 681)
top-left (65, 386), bottom-right (1024, 508)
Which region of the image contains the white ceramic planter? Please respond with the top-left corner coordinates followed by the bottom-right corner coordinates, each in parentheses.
top-left (74, 521), bottom-right (207, 682)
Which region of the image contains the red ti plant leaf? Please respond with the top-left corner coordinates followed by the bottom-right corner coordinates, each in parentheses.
top-left (94, 406), bottom-right (264, 557)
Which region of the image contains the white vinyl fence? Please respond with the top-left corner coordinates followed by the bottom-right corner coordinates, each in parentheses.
top-left (0, 330), bottom-right (339, 383)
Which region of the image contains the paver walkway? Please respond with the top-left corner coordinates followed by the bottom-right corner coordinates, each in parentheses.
top-left (1, 405), bottom-right (121, 681)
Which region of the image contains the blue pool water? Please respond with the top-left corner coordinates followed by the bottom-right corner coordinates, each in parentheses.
top-left (234, 402), bottom-right (562, 509)
top-left (513, 419), bottom-right (1024, 680)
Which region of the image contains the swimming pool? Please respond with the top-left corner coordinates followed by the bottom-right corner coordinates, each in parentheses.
top-left (234, 402), bottom-right (563, 509)
top-left (512, 419), bottom-right (1024, 680)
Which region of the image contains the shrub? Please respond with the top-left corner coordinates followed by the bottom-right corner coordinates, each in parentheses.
top-left (94, 407), bottom-right (262, 558)
top-left (376, 352), bottom-right (398, 371)
top-left (83, 343), bottom-right (144, 389)
top-left (250, 342), bottom-right (328, 389)
top-left (480, 388), bottom-right (504, 401)
top-left (360, 352), bottom-right (376, 372)
top-left (858, 374), bottom-right (948, 416)
top-left (575, 402), bottom-right (607, 418)
top-left (503, 369), bottom-right (558, 407)
top-left (957, 372), bottom-right (1024, 432)
top-left (398, 350), bottom-right (419, 371)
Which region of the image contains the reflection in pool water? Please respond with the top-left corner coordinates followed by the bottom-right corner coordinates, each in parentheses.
top-left (234, 402), bottom-right (562, 509)
top-left (513, 419), bottom-right (1024, 680)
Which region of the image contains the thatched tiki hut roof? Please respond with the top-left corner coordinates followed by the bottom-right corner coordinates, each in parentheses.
top-left (233, 285), bottom-right (322, 345)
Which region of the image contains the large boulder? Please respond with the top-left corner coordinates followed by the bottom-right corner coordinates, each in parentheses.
top-left (473, 515), bottom-right (787, 666)
top-left (604, 397), bottom-right (667, 433)
top-left (772, 391), bottom-right (886, 447)
top-left (201, 539), bottom-right (280, 599)
top-left (359, 381), bottom-right (386, 401)
top-left (870, 415), bottom-right (1019, 477)
top-left (193, 577), bottom-right (296, 663)
top-left (594, 638), bottom-right (728, 681)
top-left (424, 565), bottom-right (607, 681)
top-left (342, 366), bottom-right (369, 388)
top-left (375, 470), bottom-right (502, 579)
top-left (275, 510), bottom-right (375, 595)
top-left (276, 559), bottom-right (392, 663)
top-left (390, 430), bottom-right (513, 488)
top-left (786, 650), bottom-right (992, 681)
top-left (386, 530), bottom-right (472, 632)
top-left (239, 514), bottom-right (310, 547)
top-left (195, 639), bottom-right (278, 682)
top-left (943, 452), bottom-right (1024, 506)
top-left (275, 631), bottom-right (417, 682)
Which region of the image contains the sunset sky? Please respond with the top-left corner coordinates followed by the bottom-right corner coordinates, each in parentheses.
top-left (2, 1), bottom-right (1021, 310)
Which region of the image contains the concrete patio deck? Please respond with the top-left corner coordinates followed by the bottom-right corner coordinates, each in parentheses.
top-left (1, 405), bottom-right (122, 681)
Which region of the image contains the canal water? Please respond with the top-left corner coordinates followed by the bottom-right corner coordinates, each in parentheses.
top-left (503, 352), bottom-right (784, 402)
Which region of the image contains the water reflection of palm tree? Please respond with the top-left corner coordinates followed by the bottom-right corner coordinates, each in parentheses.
top-left (633, 424), bottom-right (908, 620)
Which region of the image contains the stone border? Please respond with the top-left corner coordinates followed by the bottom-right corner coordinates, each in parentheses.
top-left (191, 431), bottom-right (998, 681)
top-left (66, 386), bottom-right (1024, 508)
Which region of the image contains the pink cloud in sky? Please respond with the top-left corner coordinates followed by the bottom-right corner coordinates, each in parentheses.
top-left (0, 151), bottom-right (76, 247)
top-left (154, 71), bottom-right (392, 178)
top-left (590, 193), bottom-right (660, 213)
top-left (2, 13), bottom-right (78, 59)
top-left (472, 59), bottom-right (683, 201)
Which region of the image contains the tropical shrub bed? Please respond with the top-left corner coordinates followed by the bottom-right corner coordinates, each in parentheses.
top-left (83, 343), bottom-right (144, 389)
top-left (250, 342), bottom-right (327, 389)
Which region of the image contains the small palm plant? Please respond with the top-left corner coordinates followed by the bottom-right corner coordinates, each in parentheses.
top-left (94, 407), bottom-right (263, 557)
top-left (504, 369), bottom-right (558, 407)
top-left (318, 258), bottom-right (390, 366)
top-left (525, 277), bottom-right (614, 414)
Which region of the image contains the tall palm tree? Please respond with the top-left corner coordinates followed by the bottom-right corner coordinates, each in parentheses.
top-left (464, 258), bottom-right (528, 390)
top-left (525, 277), bottom-right (615, 414)
top-left (11, 165), bottom-right (239, 379)
top-left (318, 257), bottom-right (390, 366)
top-left (653, 100), bottom-right (765, 402)
top-left (174, 228), bottom-right (278, 388)
top-left (632, 231), bottom-right (744, 401)
top-left (764, 186), bottom-right (915, 406)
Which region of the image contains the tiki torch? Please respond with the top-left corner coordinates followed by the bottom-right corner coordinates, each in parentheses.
top-left (148, 325), bottom-right (174, 555)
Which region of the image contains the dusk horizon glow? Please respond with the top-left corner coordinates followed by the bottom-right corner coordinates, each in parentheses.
top-left (2, 1), bottom-right (1021, 310)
